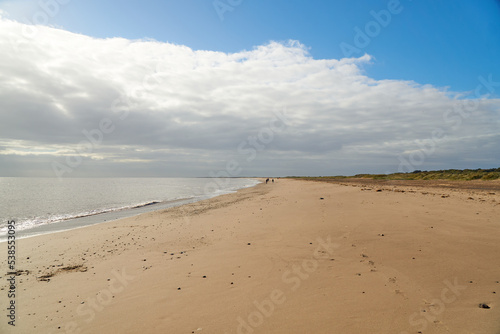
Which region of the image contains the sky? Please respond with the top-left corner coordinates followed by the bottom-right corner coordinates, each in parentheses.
top-left (0, 0), bottom-right (499, 177)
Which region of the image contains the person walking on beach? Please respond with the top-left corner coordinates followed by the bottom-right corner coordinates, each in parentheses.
top-left (266, 178), bottom-right (269, 184)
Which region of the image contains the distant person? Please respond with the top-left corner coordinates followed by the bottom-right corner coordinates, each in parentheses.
top-left (266, 178), bottom-right (269, 184)
top-left (272, 179), bottom-right (274, 183)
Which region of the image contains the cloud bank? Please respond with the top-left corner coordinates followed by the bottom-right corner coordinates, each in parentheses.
top-left (0, 17), bottom-right (499, 177)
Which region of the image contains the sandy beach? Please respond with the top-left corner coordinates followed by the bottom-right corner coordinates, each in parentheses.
top-left (2, 178), bottom-right (500, 334)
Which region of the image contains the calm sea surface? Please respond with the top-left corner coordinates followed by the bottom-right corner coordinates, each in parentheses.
top-left (0, 177), bottom-right (259, 240)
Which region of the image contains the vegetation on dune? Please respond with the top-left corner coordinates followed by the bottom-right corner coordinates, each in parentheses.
top-left (288, 168), bottom-right (500, 181)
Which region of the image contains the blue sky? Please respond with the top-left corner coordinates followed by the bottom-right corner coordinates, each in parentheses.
top-left (0, 0), bottom-right (499, 177)
top-left (5, 0), bottom-right (499, 94)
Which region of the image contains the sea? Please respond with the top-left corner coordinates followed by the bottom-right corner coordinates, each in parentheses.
top-left (0, 177), bottom-right (260, 241)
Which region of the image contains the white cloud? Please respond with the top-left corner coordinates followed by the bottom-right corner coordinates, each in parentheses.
top-left (0, 17), bottom-right (499, 177)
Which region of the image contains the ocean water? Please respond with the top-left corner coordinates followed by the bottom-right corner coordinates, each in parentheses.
top-left (0, 177), bottom-right (259, 240)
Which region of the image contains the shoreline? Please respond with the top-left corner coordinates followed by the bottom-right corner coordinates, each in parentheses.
top-left (0, 197), bottom-right (200, 243)
top-left (1, 179), bottom-right (499, 333)
top-left (0, 179), bottom-right (261, 243)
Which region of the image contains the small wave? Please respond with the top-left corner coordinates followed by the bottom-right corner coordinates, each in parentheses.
top-left (0, 200), bottom-right (175, 233)
top-left (0, 179), bottom-right (258, 236)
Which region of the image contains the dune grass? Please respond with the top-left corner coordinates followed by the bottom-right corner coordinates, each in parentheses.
top-left (288, 168), bottom-right (500, 181)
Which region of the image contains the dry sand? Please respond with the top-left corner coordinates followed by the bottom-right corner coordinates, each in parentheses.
top-left (1, 178), bottom-right (500, 334)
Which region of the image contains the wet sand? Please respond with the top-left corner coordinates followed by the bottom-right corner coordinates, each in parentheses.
top-left (1, 178), bottom-right (500, 333)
